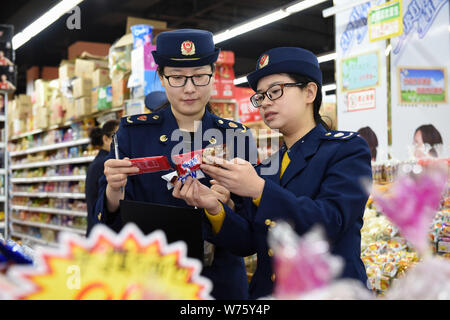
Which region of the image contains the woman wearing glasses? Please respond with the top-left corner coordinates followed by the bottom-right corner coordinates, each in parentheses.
top-left (94, 29), bottom-right (257, 300)
top-left (174, 47), bottom-right (372, 299)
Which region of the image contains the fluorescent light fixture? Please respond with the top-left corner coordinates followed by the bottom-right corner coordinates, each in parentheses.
top-left (13, 0), bottom-right (84, 50)
top-left (322, 0), bottom-right (370, 18)
top-left (214, 0), bottom-right (329, 44)
top-left (322, 83), bottom-right (337, 92)
top-left (317, 52), bottom-right (337, 63)
top-left (234, 76), bottom-right (248, 85)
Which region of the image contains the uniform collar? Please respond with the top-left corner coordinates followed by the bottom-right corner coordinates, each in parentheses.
top-left (282, 123), bottom-right (327, 159)
top-left (279, 124), bottom-right (326, 187)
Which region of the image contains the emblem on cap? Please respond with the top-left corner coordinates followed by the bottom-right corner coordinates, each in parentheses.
top-left (137, 115), bottom-right (147, 121)
top-left (259, 54), bottom-right (269, 69)
top-left (181, 40), bottom-right (196, 56)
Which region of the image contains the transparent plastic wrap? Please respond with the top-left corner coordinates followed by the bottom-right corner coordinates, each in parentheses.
top-left (384, 256), bottom-right (450, 300)
top-left (108, 37), bottom-right (132, 80)
top-left (267, 222), bottom-right (374, 299)
top-left (368, 159), bottom-right (448, 255)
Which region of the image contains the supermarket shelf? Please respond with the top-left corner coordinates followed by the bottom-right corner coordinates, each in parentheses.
top-left (0, 195), bottom-right (5, 202)
top-left (0, 115), bottom-right (5, 122)
top-left (0, 221), bottom-right (4, 229)
top-left (0, 143), bottom-right (5, 149)
top-left (9, 108), bottom-right (124, 141)
top-left (11, 175), bottom-right (86, 184)
top-left (11, 205), bottom-right (87, 217)
top-left (10, 128), bottom-right (45, 140)
top-left (11, 156), bottom-right (95, 170)
top-left (11, 192), bottom-right (86, 199)
top-left (0, 169), bottom-right (6, 175)
top-left (11, 219), bottom-right (86, 235)
top-left (10, 138), bottom-right (91, 157)
top-left (10, 232), bottom-right (58, 247)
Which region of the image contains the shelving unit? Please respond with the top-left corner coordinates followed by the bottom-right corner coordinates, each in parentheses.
top-left (0, 90), bottom-right (9, 240)
top-left (8, 119), bottom-right (95, 246)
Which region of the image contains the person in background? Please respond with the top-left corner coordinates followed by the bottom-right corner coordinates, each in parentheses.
top-left (0, 51), bottom-right (13, 66)
top-left (358, 126), bottom-right (378, 161)
top-left (144, 90), bottom-right (168, 112)
top-left (0, 74), bottom-right (15, 91)
top-left (174, 47), bottom-right (373, 299)
top-left (85, 120), bottom-right (119, 236)
top-left (413, 124), bottom-right (443, 159)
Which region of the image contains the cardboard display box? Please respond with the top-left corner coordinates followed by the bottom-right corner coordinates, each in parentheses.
top-left (75, 97), bottom-right (92, 117)
top-left (73, 77), bottom-right (93, 99)
top-left (112, 75), bottom-right (130, 108)
top-left (59, 62), bottom-right (75, 80)
top-left (92, 68), bottom-right (110, 88)
top-left (68, 41), bottom-right (111, 60)
top-left (74, 58), bottom-right (109, 80)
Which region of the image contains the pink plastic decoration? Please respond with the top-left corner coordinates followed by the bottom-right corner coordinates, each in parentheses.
top-left (371, 161), bottom-right (447, 255)
top-left (268, 223), bottom-right (343, 298)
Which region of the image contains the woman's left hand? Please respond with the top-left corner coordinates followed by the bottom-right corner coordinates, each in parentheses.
top-left (172, 177), bottom-right (223, 215)
top-left (201, 157), bottom-right (265, 199)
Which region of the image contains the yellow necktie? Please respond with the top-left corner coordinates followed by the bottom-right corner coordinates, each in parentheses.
top-left (280, 150), bottom-right (291, 178)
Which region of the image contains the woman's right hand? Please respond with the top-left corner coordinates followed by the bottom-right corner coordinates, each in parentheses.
top-left (104, 157), bottom-right (139, 192)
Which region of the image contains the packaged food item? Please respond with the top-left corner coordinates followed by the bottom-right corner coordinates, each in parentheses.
top-left (129, 156), bottom-right (172, 175)
top-left (172, 145), bottom-right (228, 176)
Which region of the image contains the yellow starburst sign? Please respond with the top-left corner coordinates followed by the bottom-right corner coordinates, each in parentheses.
top-left (8, 224), bottom-right (212, 300)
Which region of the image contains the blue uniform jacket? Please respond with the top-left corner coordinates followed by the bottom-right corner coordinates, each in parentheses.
top-left (209, 124), bottom-right (372, 299)
top-left (85, 149), bottom-right (109, 237)
top-left (94, 105), bottom-right (257, 300)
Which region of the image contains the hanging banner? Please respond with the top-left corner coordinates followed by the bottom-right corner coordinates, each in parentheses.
top-left (368, 0), bottom-right (404, 42)
top-left (336, 0), bottom-right (390, 161)
top-left (390, 0), bottom-right (449, 160)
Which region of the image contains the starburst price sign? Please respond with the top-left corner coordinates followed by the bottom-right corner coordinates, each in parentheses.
top-left (8, 224), bottom-right (212, 300)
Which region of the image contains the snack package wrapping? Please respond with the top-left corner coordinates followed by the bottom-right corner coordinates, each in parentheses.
top-left (384, 256), bottom-right (450, 300)
top-left (129, 156), bottom-right (172, 175)
top-left (172, 145), bottom-right (228, 176)
top-left (369, 161), bottom-right (448, 255)
top-left (267, 222), bottom-right (343, 299)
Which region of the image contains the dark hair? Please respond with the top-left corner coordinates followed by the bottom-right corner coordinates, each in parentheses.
top-left (89, 120), bottom-right (119, 147)
top-left (358, 126), bottom-right (378, 160)
top-left (415, 124), bottom-right (443, 157)
top-left (155, 64), bottom-right (216, 113)
top-left (286, 73), bottom-right (329, 131)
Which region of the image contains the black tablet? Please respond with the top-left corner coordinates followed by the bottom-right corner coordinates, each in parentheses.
top-left (120, 200), bottom-right (203, 261)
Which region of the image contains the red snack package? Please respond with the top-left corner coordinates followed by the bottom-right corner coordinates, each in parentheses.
top-left (129, 156), bottom-right (172, 175)
top-left (172, 145), bottom-right (228, 176)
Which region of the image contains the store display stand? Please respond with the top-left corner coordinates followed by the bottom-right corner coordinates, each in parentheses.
top-left (0, 90), bottom-right (10, 240)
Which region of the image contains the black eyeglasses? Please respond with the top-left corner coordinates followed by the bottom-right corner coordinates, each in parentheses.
top-left (163, 74), bottom-right (213, 87)
top-left (250, 82), bottom-right (305, 108)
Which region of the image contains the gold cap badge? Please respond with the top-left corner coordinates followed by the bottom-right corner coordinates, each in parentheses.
top-left (160, 135), bottom-right (168, 142)
top-left (259, 54), bottom-right (269, 69)
top-left (181, 40), bottom-right (195, 56)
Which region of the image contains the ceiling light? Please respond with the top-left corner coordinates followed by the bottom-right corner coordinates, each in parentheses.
top-left (13, 0), bottom-right (85, 50)
top-left (214, 0), bottom-right (329, 44)
top-left (322, 0), bottom-right (370, 18)
top-left (322, 83), bottom-right (337, 92)
top-left (317, 52), bottom-right (337, 63)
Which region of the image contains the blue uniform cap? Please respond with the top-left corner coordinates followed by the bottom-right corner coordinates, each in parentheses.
top-left (152, 29), bottom-right (220, 67)
top-left (145, 90), bottom-right (168, 111)
top-left (247, 47), bottom-right (322, 91)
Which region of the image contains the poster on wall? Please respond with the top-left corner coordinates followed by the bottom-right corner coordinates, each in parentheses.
top-left (335, 0), bottom-right (390, 162)
top-left (390, 0), bottom-right (449, 160)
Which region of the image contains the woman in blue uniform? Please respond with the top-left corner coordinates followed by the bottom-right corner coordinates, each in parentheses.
top-left (85, 120), bottom-right (119, 237)
top-left (174, 47), bottom-right (373, 299)
top-left (94, 29), bottom-right (257, 300)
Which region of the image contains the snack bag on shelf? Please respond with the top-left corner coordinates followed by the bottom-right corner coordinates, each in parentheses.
top-left (369, 160), bottom-right (448, 255)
